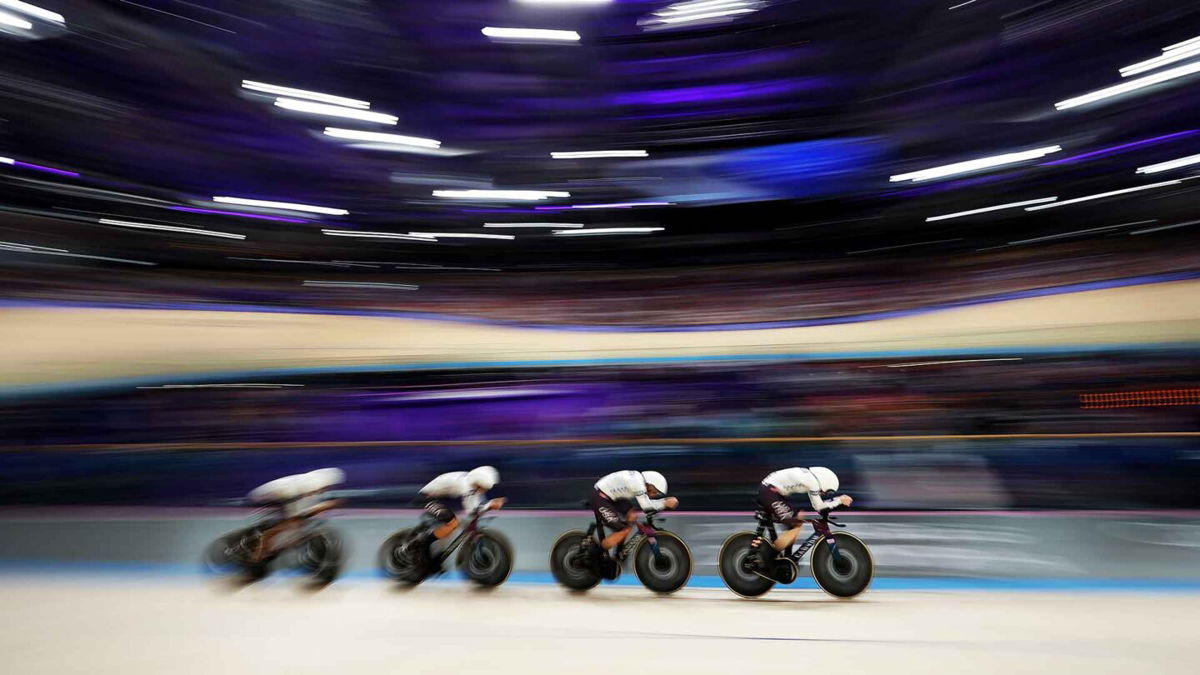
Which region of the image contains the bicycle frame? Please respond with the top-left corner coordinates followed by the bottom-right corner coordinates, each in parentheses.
top-left (588, 511), bottom-right (666, 563)
top-left (243, 512), bottom-right (324, 547)
top-left (754, 509), bottom-right (845, 565)
top-left (226, 513), bottom-right (332, 568)
top-left (426, 510), bottom-right (493, 562)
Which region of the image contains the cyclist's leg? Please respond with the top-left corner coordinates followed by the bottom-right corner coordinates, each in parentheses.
top-left (591, 491), bottom-right (631, 553)
top-left (772, 517), bottom-right (805, 552)
top-left (756, 486), bottom-right (803, 561)
top-left (255, 516), bottom-right (300, 562)
top-left (422, 499), bottom-right (459, 545)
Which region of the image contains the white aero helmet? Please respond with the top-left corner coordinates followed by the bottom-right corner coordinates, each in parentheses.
top-left (248, 474), bottom-right (304, 503)
top-left (642, 470), bottom-right (668, 496)
top-left (466, 465), bottom-right (499, 491)
top-left (808, 466), bottom-right (839, 494)
top-left (305, 467), bottom-right (346, 491)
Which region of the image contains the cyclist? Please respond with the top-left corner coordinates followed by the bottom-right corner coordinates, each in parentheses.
top-left (412, 466), bottom-right (506, 557)
top-left (248, 467), bottom-right (345, 563)
top-left (590, 470), bottom-right (678, 561)
top-left (753, 466), bottom-right (852, 566)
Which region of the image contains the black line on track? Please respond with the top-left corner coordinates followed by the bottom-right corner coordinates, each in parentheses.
top-left (638, 632), bottom-right (914, 644)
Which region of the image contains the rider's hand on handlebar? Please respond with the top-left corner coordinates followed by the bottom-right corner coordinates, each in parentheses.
top-left (663, 497), bottom-right (679, 510)
top-left (837, 495), bottom-right (853, 507)
top-left (488, 497), bottom-right (507, 511)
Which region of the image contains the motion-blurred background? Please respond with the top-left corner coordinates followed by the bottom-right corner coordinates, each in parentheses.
top-left (1, 0), bottom-right (1199, 603)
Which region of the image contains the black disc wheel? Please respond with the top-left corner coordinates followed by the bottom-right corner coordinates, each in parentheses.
top-left (378, 529), bottom-right (427, 585)
top-left (633, 531), bottom-right (692, 594)
top-left (810, 533), bottom-right (874, 599)
top-left (299, 529), bottom-right (344, 585)
top-left (718, 532), bottom-right (776, 598)
top-left (204, 527), bottom-right (264, 581)
top-left (459, 530), bottom-right (514, 588)
top-left (203, 532), bottom-right (244, 575)
top-left (549, 530), bottom-right (601, 592)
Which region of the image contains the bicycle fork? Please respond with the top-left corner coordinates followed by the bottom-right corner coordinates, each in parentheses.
top-left (812, 519), bottom-right (845, 565)
top-left (644, 535), bottom-right (663, 563)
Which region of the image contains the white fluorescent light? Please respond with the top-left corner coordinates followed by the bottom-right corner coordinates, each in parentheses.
top-left (1136, 153), bottom-right (1200, 174)
top-left (212, 196), bottom-right (348, 215)
top-left (432, 189), bottom-right (570, 200)
top-left (1129, 218), bottom-right (1200, 235)
top-left (1164, 36), bottom-right (1200, 52)
top-left (408, 232), bottom-right (516, 240)
top-left (642, 0), bottom-right (763, 28)
top-left (98, 218), bottom-right (246, 240)
top-left (1055, 61), bottom-right (1200, 110)
top-left (657, 0), bottom-right (750, 14)
top-left (0, 0), bottom-right (63, 24)
top-left (0, 10), bottom-right (33, 28)
top-left (274, 98), bottom-right (397, 125)
top-left (49, 251), bottom-right (154, 265)
top-left (1, 242), bottom-right (155, 265)
top-left (323, 127), bottom-right (441, 148)
top-left (886, 358), bottom-right (1022, 368)
top-left (1007, 224), bottom-right (1133, 245)
top-left (550, 150), bottom-right (649, 159)
top-left (386, 263), bottom-right (501, 271)
top-left (303, 281), bottom-right (418, 290)
top-left (658, 8), bottom-right (756, 24)
top-left (924, 197), bottom-right (1058, 222)
top-left (1120, 43), bottom-right (1200, 77)
top-left (553, 227), bottom-right (664, 235)
top-left (482, 27), bottom-right (581, 42)
top-left (321, 229), bottom-right (436, 242)
top-left (228, 257), bottom-right (379, 268)
top-left (241, 80), bottom-right (370, 109)
top-left (1025, 180), bottom-right (1182, 210)
top-left (0, 240), bottom-right (65, 252)
top-left (849, 239), bottom-right (960, 254)
top-left (0, 156), bottom-right (13, 164)
top-left (890, 146), bottom-right (1062, 183)
top-left (484, 222), bottom-right (584, 228)
top-left (67, 252), bottom-right (156, 265)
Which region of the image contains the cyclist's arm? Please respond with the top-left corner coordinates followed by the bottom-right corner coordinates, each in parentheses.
top-left (305, 499), bottom-right (341, 516)
top-left (462, 491), bottom-right (484, 516)
top-left (807, 491), bottom-right (841, 513)
top-left (635, 493), bottom-right (667, 512)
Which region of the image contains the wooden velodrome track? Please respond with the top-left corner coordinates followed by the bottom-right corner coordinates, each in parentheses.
top-left (0, 579), bottom-right (1196, 675)
top-left (1, 278), bottom-right (1198, 392)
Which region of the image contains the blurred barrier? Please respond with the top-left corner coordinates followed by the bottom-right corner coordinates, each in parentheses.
top-left (3, 434), bottom-right (1199, 510)
top-left (1, 509), bottom-right (1197, 580)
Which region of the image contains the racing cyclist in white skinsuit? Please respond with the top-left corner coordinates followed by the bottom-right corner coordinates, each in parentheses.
top-left (590, 470), bottom-right (678, 559)
top-left (247, 468), bottom-right (345, 563)
top-left (753, 466), bottom-right (852, 566)
top-left (412, 466), bottom-right (506, 557)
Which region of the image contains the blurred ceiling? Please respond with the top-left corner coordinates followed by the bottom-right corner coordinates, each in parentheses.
top-left (2, 0), bottom-right (1200, 271)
